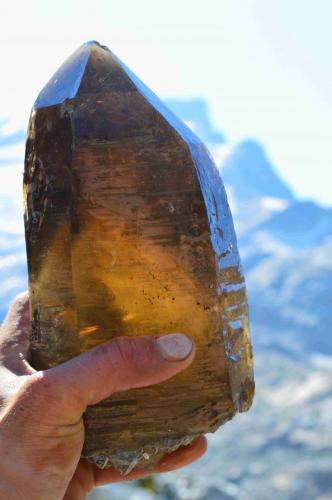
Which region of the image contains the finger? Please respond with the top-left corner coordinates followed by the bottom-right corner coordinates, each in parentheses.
top-left (0, 291), bottom-right (34, 375)
top-left (63, 460), bottom-right (96, 500)
top-left (32, 333), bottom-right (195, 422)
top-left (95, 435), bottom-right (207, 485)
top-left (64, 437), bottom-right (207, 498)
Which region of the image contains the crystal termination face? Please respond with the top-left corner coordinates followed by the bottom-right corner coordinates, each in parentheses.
top-left (24, 41), bottom-right (254, 475)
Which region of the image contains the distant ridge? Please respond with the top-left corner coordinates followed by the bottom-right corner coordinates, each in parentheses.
top-left (221, 139), bottom-right (294, 201)
top-left (165, 98), bottom-right (225, 144)
top-left (257, 200), bottom-right (332, 248)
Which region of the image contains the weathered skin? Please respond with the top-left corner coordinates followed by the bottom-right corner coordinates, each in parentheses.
top-left (24, 41), bottom-right (254, 474)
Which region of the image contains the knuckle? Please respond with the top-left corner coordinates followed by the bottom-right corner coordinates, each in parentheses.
top-left (14, 291), bottom-right (29, 304)
top-left (110, 336), bottom-right (154, 370)
top-left (10, 291), bottom-right (29, 314)
top-left (110, 337), bottom-right (135, 366)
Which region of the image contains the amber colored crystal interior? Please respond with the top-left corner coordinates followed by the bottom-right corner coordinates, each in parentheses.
top-left (24, 41), bottom-right (254, 474)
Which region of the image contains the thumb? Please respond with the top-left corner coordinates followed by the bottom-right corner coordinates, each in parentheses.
top-left (32, 334), bottom-right (195, 423)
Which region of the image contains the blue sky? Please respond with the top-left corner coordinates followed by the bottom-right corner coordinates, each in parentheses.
top-left (0, 0), bottom-right (331, 207)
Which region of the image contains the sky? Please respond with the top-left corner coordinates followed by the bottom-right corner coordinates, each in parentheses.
top-left (0, 0), bottom-right (331, 209)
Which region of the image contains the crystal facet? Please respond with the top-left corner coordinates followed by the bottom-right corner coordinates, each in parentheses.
top-left (24, 41), bottom-right (254, 474)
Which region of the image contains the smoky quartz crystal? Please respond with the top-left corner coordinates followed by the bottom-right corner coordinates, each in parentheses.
top-left (24, 41), bottom-right (254, 474)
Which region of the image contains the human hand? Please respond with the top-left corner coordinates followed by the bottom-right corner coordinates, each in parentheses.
top-left (0, 292), bottom-right (207, 500)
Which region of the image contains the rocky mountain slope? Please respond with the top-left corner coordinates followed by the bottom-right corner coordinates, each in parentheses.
top-left (222, 141), bottom-right (332, 357)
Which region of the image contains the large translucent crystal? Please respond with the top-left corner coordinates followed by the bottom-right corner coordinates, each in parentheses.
top-left (23, 41), bottom-right (254, 474)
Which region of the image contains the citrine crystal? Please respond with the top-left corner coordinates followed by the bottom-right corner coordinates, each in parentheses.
top-left (23, 41), bottom-right (254, 474)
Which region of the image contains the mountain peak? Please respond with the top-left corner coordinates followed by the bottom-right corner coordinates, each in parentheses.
top-left (164, 98), bottom-right (225, 144)
top-left (221, 139), bottom-right (294, 202)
